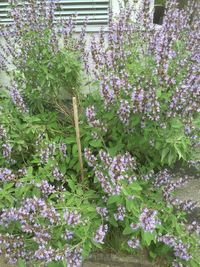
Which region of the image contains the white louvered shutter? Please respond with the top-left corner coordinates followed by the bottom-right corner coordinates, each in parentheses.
top-left (0, 0), bottom-right (110, 32)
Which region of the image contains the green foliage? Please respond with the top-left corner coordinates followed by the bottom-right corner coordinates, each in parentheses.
top-left (14, 28), bottom-right (82, 114)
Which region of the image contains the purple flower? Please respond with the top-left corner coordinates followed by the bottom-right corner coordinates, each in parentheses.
top-left (64, 209), bottom-right (81, 227)
top-left (62, 229), bottom-right (73, 241)
top-left (0, 125), bottom-right (7, 139)
top-left (93, 224), bottom-right (108, 244)
top-left (96, 207), bottom-right (108, 220)
top-left (2, 143), bottom-right (12, 159)
top-left (65, 248), bottom-right (82, 267)
top-left (10, 84), bottom-right (28, 113)
top-left (84, 148), bottom-right (97, 167)
top-left (139, 208), bottom-right (160, 232)
top-left (127, 237), bottom-right (140, 249)
top-left (117, 99), bottom-right (131, 124)
top-left (59, 143), bottom-right (67, 158)
top-left (52, 166), bottom-right (64, 181)
top-left (36, 180), bottom-right (56, 195)
top-left (114, 205), bottom-right (126, 221)
top-left (158, 234), bottom-right (192, 261)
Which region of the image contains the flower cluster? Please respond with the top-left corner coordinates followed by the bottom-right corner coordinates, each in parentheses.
top-left (59, 142), bottom-right (67, 158)
top-left (158, 234), bottom-right (192, 262)
top-left (96, 207), bottom-right (108, 220)
top-left (127, 237), bottom-right (140, 249)
top-left (36, 180), bottom-right (56, 195)
top-left (1, 143), bottom-right (12, 159)
top-left (93, 224), bottom-right (108, 244)
top-left (85, 106), bottom-right (106, 132)
top-left (40, 143), bottom-right (55, 164)
top-left (139, 208), bottom-right (160, 232)
top-left (84, 148), bottom-right (97, 167)
top-left (0, 168), bottom-right (15, 182)
top-left (62, 229), bottom-right (73, 241)
top-left (114, 205), bottom-right (126, 221)
top-left (64, 209), bottom-right (81, 227)
top-left (10, 84), bottom-right (28, 113)
top-left (52, 166), bottom-right (64, 181)
top-left (0, 125), bottom-right (7, 139)
top-left (65, 248), bottom-right (83, 267)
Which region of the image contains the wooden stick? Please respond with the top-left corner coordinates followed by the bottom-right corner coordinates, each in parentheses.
top-left (72, 97), bottom-right (84, 181)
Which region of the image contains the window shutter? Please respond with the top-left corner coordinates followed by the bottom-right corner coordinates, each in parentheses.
top-left (0, 0), bottom-right (110, 32)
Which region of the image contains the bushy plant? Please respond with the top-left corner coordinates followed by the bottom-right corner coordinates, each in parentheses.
top-left (0, 1), bottom-right (199, 267)
top-left (84, 0), bottom-right (200, 169)
top-left (0, 89), bottom-right (199, 267)
top-left (0, 0), bottom-right (86, 114)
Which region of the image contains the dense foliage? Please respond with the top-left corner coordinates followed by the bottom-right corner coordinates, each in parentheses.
top-left (0, 0), bottom-right (85, 114)
top-left (0, 1), bottom-right (199, 267)
top-left (85, 0), bottom-right (200, 169)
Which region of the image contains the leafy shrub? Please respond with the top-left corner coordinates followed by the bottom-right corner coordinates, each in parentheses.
top-left (84, 0), bottom-right (200, 169)
top-left (0, 0), bottom-right (85, 114)
top-left (0, 89), bottom-right (199, 267)
top-left (0, 1), bottom-right (199, 267)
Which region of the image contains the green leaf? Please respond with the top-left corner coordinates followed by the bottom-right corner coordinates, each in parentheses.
top-left (142, 231), bottom-right (155, 246)
top-left (109, 216), bottom-right (118, 227)
top-left (123, 225), bottom-right (134, 235)
top-left (17, 259), bottom-right (26, 267)
top-left (3, 182), bottom-right (14, 190)
top-left (107, 195), bottom-right (122, 205)
top-left (130, 182), bottom-right (142, 191)
top-left (65, 137), bottom-right (76, 144)
top-left (72, 144), bottom-right (78, 157)
top-left (161, 147), bottom-right (169, 163)
top-left (89, 140), bottom-right (102, 148)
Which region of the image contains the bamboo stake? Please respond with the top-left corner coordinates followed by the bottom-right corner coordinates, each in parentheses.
top-left (72, 97), bottom-right (84, 181)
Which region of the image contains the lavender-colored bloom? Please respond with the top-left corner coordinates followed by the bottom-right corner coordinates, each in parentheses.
top-left (95, 170), bottom-right (121, 196)
top-left (52, 166), bottom-right (64, 181)
top-left (0, 168), bottom-right (15, 182)
top-left (154, 169), bottom-right (171, 187)
top-left (127, 237), bottom-right (140, 249)
top-left (93, 224), bottom-right (108, 244)
top-left (117, 99), bottom-right (131, 124)
top-left (178, 199), bottom-right (197, 213)
top-left (2, 143), bottom-right (12, 159)
top-left (34, 245), bottom-right (55, 262)
top-left (99, 150), bottom-right (112, 167)
top-left (10, 84), bottom-right (28, 113)
top-left (40, 143), bottom-right (55, 164)
top-left (139, 208), bottom-right (160, 232)
top-left (59, 142), bottom-right (67, 158)
top-left (96, 207), bottom-right (108, 220)
top-left (187, 221), bottom-right (200, 235)
top-left (62, 229), bottom-right (73, 241)
top-left (64, 209), bottom-right (81, 227)
top-left (36, 180), bottom-right (56, 195)
top-left (86, 106), bottom-right (100, 128)
top-left (158, 234), bottom-right (192, 261)
top-left (85, 106), bottom-right (106, 132)
top-left (114, 205), bottom-right (126, 221)
top-left (84, 148), bottom-right (97, 167)
top-left (0, 125), bottom-right (7, 139)
top-left (174, 241), bottom-right (192, 261)
top-left (65, 248), bottom-right (82, 267)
